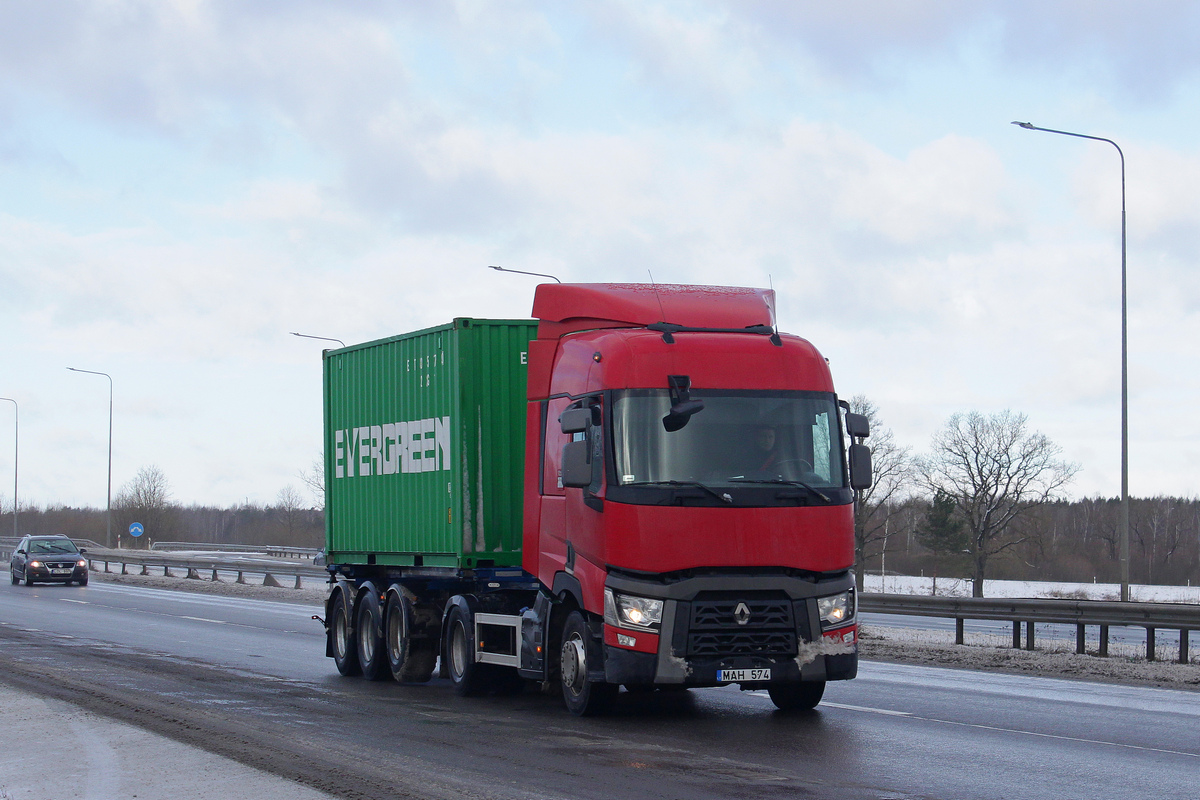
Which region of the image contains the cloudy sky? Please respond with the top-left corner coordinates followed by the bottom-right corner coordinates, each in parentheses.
top-left (2, 1), bottom-right (1199, 512)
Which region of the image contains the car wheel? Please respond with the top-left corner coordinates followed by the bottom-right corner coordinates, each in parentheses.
top-left (78, 575), bottom-right (89, 587)
top-left (10, 569), bottom-right (18, 585)
top-left (24, 572), bottom-right (35, 586)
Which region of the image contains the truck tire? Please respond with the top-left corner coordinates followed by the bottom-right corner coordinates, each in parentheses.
top-left (356, 591), bottom-right (390, 681)
top-left (767, 681), bottom-right (825, 711)
top-left (559, 610), bottom-right (616, 716)
top-left (386, 593), bottom-right (436, 683)
top-left (330, 590), bottom-right (362, 676)
top-left (446, 603), bottom-right (490, 696)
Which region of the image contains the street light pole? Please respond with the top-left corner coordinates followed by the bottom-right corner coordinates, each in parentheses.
top-left (1012, 121), bottom-right (1130, 602)
top-left (0, 397), bottom-right (16, 538)
top-left (290, 332), bottom-right (347, 348)
top-left (67, 368), bottom-right (114, 549)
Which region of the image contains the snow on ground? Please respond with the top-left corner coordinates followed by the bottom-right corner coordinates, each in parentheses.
top-left (862, 574), bottom-right (1200, 604)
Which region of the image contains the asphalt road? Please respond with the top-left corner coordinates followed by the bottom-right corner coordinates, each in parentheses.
top-left (2, 578), bottom-right (1198, 800)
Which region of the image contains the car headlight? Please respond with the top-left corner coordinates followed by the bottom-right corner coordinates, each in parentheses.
top-left (604, 588), bottom-right (663, 630)
top-left (77, 559), bottom-right (88, 568)
top-left (29, 560), bottom-right (42, 569)
top-left (817, 590), bottom-right (855, 629)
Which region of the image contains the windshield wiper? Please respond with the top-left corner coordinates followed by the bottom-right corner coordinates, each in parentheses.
top-left (625, 480), bottom-right (733, 504)
top-left (728, 477), bottom-right (832, 504)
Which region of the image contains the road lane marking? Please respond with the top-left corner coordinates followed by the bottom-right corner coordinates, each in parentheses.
top-left (750, 692), bottom-right (1198, 759)
top-left (180, 616), bottom-right (226, 624)
top-left (822, 702), bottom-right (912, 716)
top-left (60, 599), bottom-right (89, 605)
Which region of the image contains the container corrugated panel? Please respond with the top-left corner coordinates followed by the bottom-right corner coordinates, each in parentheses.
top-left (324, 319), bottom-right (537, 568)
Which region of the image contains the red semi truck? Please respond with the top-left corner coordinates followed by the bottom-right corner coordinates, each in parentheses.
top-left (320, 282), bottom-right (871, 714)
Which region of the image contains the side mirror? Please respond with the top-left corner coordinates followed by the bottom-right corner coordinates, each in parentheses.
top-left (16, 549), bottom-right (25, 556)
top-left (79, 548), bottom-right (88, 554)
top-left (845, 412), bottom-right (870, 440)
top-left (849, 443), bottom-right (873, 491)
top-left (560, 407), bottom-right (591, 434)
top-left (561, 440), bottom-right (591, 487)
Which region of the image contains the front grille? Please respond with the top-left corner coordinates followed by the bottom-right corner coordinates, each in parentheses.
top-left (685, 594), bottom-right (798, 658)
top-left (691, 598), bottom-right (794, 628)
top-left (689, 630), bottom-right (795, 657)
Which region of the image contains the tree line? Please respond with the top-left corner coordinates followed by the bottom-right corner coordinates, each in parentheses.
top-left (852, 396), bottom-right (1199, 595)
top-left (0, 465), bottom-right (324, 550)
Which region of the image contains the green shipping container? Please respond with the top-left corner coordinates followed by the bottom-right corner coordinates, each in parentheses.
top-left (323, 319), bottom-right (538, 569)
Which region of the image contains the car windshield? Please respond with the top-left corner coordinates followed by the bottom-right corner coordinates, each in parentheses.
top-left (612, 390), bottom-right (846, 489)
top-left (29, 539), bottom-right (79, 554)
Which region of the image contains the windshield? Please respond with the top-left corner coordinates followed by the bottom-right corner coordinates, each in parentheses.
top-left (30, 539), bottom-right (80, 554)
top-left (612, 390), bottom-right (846, 489)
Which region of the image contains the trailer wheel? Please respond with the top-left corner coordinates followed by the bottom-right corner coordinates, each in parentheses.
top-left (446, 604), bottom-right (489, 696)
top-left (330, 590), bottom-right (362, 676)
top-left (356, 591), bottom-right (389, 681)
top-left (386, 593), bottom-right (436, 683)
top-left (767, 681), bottom-right (825, 711)
top-left (559, 610), bottom-right (615, 716)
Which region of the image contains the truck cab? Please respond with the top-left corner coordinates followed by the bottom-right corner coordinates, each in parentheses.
top-left (521, 283), bottom-right (867, 713)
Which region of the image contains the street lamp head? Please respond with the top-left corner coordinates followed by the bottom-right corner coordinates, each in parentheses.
top-left (1011, 121), bottom-right (1035, 129)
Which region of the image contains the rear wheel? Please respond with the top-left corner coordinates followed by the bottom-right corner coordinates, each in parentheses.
top-left (330, 591), bottom-right (361, 676)
top-left (446, 604), bottom-right (490, 696)
top-left (767, 681), bottom-right (825, 711)
top-left (386, 593), bottom-right (436, 683)
top-left (560, 610), bottom-right (615, 716)
top-left (356, 591), bottom-right (389, 681)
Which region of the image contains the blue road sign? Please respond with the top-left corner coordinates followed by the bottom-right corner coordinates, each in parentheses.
top-left (129, 522), bottom-right (144, 537)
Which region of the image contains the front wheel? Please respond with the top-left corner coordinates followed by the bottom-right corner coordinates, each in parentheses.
top-left (10, 569), bottom-right (19, 585)
top-left (560, 610), bottom-right (616, 716)
top-left (330, 591), bottom-right (362, 676)
top-left (767, 681), bottom-right (825, 711)
top-left (24, 572), bottom-right (35, 586)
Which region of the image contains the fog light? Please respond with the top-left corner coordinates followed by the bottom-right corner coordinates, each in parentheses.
top-left (616, 633), bottom-right (636, 648)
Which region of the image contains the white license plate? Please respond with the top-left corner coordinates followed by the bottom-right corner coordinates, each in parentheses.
top-left (51, 568), bottom-right (72, 575)
top-left (717, 668), bottom-right (770, 682)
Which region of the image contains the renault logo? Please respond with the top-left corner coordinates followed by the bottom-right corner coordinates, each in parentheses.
top-left (734, 602), bottom-right (751, 626)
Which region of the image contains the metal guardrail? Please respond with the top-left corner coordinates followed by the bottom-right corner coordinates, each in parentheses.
top-left (150, 541), bottom-right (321, 559)
top-left (860, 593), bottom-right (1198, 664)
top-left (82, 550), bottom-right (328, 589)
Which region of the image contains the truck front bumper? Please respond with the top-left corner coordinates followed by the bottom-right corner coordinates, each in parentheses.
top-left (602, 571), bottom-right (858, 688)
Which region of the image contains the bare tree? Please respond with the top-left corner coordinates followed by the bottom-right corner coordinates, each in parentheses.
top-left (298, 451), bottom-right (324, 511)
top-left (274, 484), bottom-right (307, 543)
top-left (114, 465), bottom-right (180, 547)
top-left (849, 395), bottom-right (914, 591)
top-left (918, 411), bottom-right (1079, 597)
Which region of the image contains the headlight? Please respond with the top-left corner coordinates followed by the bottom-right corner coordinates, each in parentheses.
top-left (77, 560), bottom-right (88, 568)
top-left (29, 560), bottom-right (42, 569)
top-left (604, 588), bottom-right (663, 630)
top-left (817, 590), bottom-right (855, 628)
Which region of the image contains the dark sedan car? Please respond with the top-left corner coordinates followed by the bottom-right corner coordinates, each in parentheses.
top-left (10, 535), bottom-right (89, 586)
